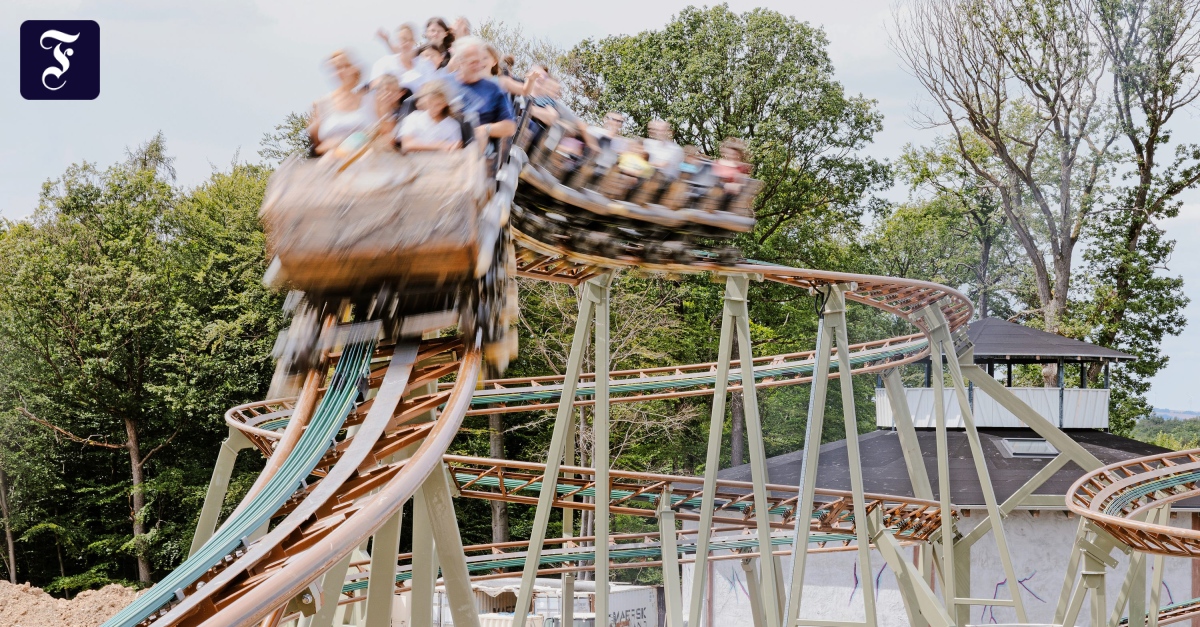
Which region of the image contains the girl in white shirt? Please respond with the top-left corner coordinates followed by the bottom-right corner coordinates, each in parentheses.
top-left (398, 80), bottom-right (463, 152)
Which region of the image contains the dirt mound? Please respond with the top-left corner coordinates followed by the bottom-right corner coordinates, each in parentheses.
top-left (0, 581), bottom-right (141, 627)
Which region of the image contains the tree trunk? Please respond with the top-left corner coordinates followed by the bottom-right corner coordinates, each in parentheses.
top-left (123, 417), bottom-right (152, 583)
top-left (0, 467), bottom-right (16, 584)
top-left (730, 332), bottom-right (746, 467)
top-left (488, 413), bottom-right (509, 543)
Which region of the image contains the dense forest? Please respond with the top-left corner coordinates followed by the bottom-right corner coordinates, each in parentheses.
top-left (1, 2), bottom-right (1197, 594)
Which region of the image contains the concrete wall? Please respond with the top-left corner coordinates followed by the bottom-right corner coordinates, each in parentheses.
top-left (680, 513), bottom-right (1194, 627)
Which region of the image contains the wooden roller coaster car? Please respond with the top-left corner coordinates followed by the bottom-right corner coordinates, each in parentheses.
top-left (512, 121), bottom-right (760, 264)
top-left (260, 148), bottom-right (518, 378)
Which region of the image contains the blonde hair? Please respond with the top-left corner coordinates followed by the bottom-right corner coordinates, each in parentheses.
top-left (416, 80), bottom-right (453, 117)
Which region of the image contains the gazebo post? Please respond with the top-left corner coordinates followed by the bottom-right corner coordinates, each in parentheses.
top-left (1104, 362), bottom-right (1111, 389)
top-left (1081, 361), bottom-right (1087, 389)
top-left (1057, 357), bottom-right (1065, 428)
top-left (1006, 361), bottom-right (1013, 387)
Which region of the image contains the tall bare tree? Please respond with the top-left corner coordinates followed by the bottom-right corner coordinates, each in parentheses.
top-left (893, 0), bottom-right (1117, 382)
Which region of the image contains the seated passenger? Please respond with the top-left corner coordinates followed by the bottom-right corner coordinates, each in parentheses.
top-left (372, 74), bottom-right (405, 148)
top-left (398, 80), bottom-right (464, 152)
top-left (618, 139), bottom-right (655, 179)
top-left (419, 43), bottom-right (450, 70)
top-left (425, 17), bottom-right (455, 50)
top-left (712, 137), bottom-right (750, 194)
top-left (451, 37), bottom-right (517, 144)
top-left (587, 112), bottom-right (627, 154)
top-left (645, 119), bottom-right (685, 179)
top-left (370, 24), bottom-right (434, 94)
top-left (308, 50), bottom-right (376, 156)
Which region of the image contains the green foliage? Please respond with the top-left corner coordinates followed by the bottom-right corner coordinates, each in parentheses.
top-left (1131, 416), bottom-right (1200, 450)
top-left (259, 112), bottom-right (312, 162)
top-left (0, 136), bottom-right (282, 589)
top-left (569, 4), bottom-right (889, 263)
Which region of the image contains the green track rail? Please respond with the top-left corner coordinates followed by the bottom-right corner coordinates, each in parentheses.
top-left (253, 339), bottom-right (925, 433)
top-left (342, 533), bottom-right (841, 594)
top-left (102, 342), bottom-right (375, 627)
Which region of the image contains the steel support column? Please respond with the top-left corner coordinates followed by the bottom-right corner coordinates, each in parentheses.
top-left (924, 305), bottom-right (1027, 623)
top-left (658, 488), bottom-right (684, 627)
top-left (422, 466), bottom-right (482, 627)
top-left (191, 428), bottom-right (253, 556)
top-left (687, 274), bottom-right (778, 627)
top-left (784, 283), bottom-right (876, 627)
top-left (512, 272), bottom-right (612, 627)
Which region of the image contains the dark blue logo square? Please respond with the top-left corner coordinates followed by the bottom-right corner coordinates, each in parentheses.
top-left (20, 20), bottom-right (100, 100)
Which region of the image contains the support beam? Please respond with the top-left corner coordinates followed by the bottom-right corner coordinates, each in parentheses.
top-left (928, 308), bottom-right (1026, 623)
top-left (687, 275), bottom-right (744, 627)
top-left (927, 327), bottom-right (956, 616)
top-left (309, 553), bottom-right (353, 627)
top-left (594, 271), bottom-right (612, 627)
top-left (961, 363), bottom-right (1102, 472)
top-left (782, 289), bottom-right (835, 627)
top-left (742, 557), bottom-right (767, 627)
top-left (363, 511), bottom-right (402, 627)
top-left (423, 466), bottom-right (482, 627)
top-left (882, 369), bottom-right (933, 501)
top-left (830, 287), bottom-right (878, 627)
top-left (513, 273), bottom-right (611, 627)
top-left (412, 489), bottom-right (440, 627)
top-left (191, 428), bottom-right (253, 556)
top-left (731, 274), bottom-right (783, 627)
top-left (658, 489), bottom-right (684, 627)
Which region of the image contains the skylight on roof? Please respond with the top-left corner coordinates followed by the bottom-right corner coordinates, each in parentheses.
top-left (1001, 438), bottom-right (1058, 458)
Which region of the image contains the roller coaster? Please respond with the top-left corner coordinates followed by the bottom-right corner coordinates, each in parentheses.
top-left (98, 106), bottom-right (1200, 627)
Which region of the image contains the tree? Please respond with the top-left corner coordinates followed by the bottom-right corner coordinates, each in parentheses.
top-left (1080, 0), bottom-right (1200, 430)
top-left (897, 139), bottom-right (1023, 319)
top-left (0, 137), bottom-right (282, 585)
top-left (570, 4), bottom-right (889, 263)
top-left (892, 0), bottom-right (1117, 378)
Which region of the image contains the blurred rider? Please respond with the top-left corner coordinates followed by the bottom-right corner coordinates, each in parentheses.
top-left (309, 50), bottom-right (376, 156)
top-left (452, 16), bottom-right (471, 38)
top-left (587, 111), bottom-right (627, 154)
top-left (425, 17), bottom-right (455, 50)
top-left (370, 24), bottom-right (434, 94)
top-left (451, 36), bottom-right (516, 145)
top-left (398, 80), bottom-right (464, 152)
top-left (645, 119), bottom-right (684, 178)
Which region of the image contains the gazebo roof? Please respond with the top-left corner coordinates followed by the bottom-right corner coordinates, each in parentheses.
top-left (966, 317), bottom-right (1135, 363)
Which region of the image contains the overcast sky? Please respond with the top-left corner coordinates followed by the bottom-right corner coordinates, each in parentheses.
top-left (4, 0), bottom-right (1199, 411)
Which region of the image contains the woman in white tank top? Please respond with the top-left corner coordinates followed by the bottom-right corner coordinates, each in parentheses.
top-left (308, 50), bottom-right (377, 155)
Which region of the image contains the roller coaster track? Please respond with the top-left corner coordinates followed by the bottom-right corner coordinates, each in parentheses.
top-left (1070, 449), bottom-right (1200, 626)
top-left (108, 146), bottom-right (978, 626)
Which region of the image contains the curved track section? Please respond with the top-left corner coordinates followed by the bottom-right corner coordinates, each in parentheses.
top-left (1068, 448), bottom-right (1200, 557)
top-left (185, 340), bottom-right (481, 627)
top-left (103, 341), bottom-right (377, 627)
top-left (1069, 449), bottom-right (1200, 626)
top-left (118, 145), bottom-right (977, 625)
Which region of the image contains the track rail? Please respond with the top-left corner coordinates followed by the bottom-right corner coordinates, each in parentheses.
top-left (1068, 448), bottom-right (1200, 557)
top-left (445, 455), bottom-right (948, 540)
top-left (117, 145), bottom-right (979, 625)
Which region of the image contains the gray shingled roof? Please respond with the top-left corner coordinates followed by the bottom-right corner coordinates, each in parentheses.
top-left (715, 428), bottom-right (1197, 510)
top-left (967, 317), bottom-right (1135, 363)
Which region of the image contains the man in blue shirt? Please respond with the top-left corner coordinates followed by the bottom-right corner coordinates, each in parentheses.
top-left (450, 37), bottom-right (516, 145)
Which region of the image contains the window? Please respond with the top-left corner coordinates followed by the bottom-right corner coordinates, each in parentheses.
top-left (1001, 438), bottom-right (1058, 458)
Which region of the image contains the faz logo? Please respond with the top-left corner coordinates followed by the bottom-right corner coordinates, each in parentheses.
top-left (20, 20), bottom-right (100, 100)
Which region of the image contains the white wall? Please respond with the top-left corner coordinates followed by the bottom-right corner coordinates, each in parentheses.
top-left (874, 388), bottom-right (1111, 430)
top-left (681, 513), bottom-right (1194, 627)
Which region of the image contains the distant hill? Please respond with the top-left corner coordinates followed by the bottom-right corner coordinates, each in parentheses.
top-left (1154, 408), bottom-right (1200, 420)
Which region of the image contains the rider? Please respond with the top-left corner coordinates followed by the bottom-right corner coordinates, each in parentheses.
top-left (308, 50), bottom-right (376, 156)
top-left (645, 119), bottom-right (685, 179)
top-left (398, 80), bottom-right (464, 152)
top-left (450, 37), bottom-right (516, 146)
